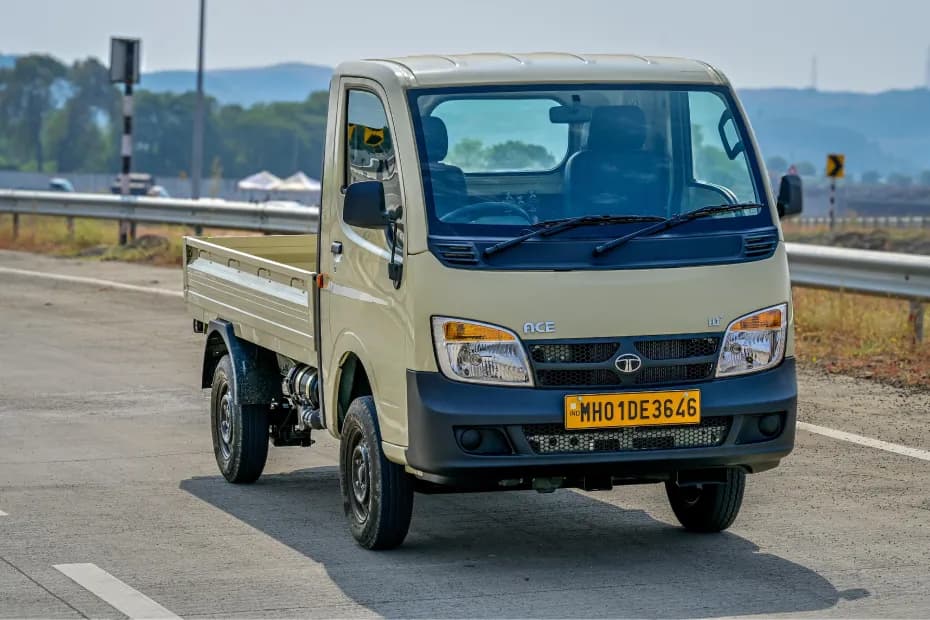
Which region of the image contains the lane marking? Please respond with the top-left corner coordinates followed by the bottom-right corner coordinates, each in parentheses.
top-left (0, 266), bottom-right (182, 298)
top-left (799, 422), bottom-right (930, 462)
top-left (54, 563), bottom-right (180, 619)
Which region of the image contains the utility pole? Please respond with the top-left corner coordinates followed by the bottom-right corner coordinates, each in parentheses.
top-left (109, 37), bottom-right (141, 246)
top-left (191, 0), bottom-right (206, 201)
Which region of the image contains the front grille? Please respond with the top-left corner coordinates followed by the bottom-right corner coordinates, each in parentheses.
top-left (528, 333), bottom-right (720, 388)
top-left (531, 343), bottom-right (619, 364)
top-left (635, 337), bottom-right (719, 360)
top-left (636, 363), bottom-right (715, 385)
top-left (524, 416), bottom-right (730, 455)
top-left (537, 369), bottom-right (621, 387)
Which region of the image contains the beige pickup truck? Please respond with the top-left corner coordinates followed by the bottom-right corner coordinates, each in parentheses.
top-left (184, 52), bottom-right (803, 549)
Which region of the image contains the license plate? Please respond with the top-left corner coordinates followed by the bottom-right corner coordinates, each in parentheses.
top-left (564, 390), bottom-right (701, 430)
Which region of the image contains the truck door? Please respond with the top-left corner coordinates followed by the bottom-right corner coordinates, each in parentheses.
top-left (319, 78), bottom-right (410, 448)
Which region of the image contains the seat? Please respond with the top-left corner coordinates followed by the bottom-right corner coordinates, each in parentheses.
top-left (420, 116), bottom-right (468, 219)
top-left (564, 105), bottom-right (669, 217)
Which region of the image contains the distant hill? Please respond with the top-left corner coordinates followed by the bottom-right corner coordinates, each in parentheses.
top-left (143, 62), bottom-right (332, 106)
top-left (738, 88), bottom-right (930, 176)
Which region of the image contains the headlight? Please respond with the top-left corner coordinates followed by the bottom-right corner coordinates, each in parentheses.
top-left (716, 304), bottom-right (788, 377)
top-left (431, 317), bottom-right (533, 386)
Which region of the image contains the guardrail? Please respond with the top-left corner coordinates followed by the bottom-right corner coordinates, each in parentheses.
top-left (0, 189), bottom-right (926, 340)
top-left (797, 215), bottom-right (929, 229)
top-left (0, 189), bottom-right (318, 234)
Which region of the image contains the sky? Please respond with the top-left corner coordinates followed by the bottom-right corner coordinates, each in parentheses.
top-left (2, 0), bottom-right (929, 92)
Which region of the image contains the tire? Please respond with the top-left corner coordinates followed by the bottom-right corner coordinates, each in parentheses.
top-left (339, 396), bottom-right (414, 550)
top-left (210, 354), bottom-right (269, 483)
top-left (665, 468), bottom-right (745, 532)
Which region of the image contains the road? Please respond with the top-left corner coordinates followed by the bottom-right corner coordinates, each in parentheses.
top-left (1, 249), bottom-right (928, 619)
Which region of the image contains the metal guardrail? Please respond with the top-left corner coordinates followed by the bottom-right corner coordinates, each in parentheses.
top-left (0, 189), bottom-right (318, 234)
top-left (797, 216), bottom-right (929, 229)
top-left (0, 189), bottom-right (926, 339)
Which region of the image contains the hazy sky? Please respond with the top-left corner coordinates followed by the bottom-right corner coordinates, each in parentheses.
top-left (2, 0), bottom-right (929, 92)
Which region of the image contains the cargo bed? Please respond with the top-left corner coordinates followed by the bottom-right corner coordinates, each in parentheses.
top-left (183, 235), bottom-right (318, 363)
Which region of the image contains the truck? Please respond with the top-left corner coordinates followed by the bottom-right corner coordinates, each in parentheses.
top-left (183, 52), bottom-right (803, 550)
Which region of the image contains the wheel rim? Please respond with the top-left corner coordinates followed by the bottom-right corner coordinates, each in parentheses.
top-left (217, 387), bottom-right (232, 461)
top-left (346, 431), bottom-right (372, 523)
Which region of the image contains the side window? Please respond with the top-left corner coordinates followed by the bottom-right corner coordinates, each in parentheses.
top-left (346, 90), bottom-right (395, 185)
top-left (688, 92), bottom-right (757, 203)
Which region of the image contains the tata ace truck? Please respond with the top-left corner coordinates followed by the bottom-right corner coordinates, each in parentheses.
top-left (183, 53), bottom-right (803, 549)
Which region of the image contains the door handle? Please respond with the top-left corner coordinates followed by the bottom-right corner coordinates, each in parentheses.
top-left (330, 241), bottom-right (343, 255)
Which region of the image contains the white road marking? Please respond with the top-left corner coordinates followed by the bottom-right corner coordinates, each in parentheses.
top-left (0, 509), bottom-right (7, 516)
top-left (0, 266), bottom-right (182, 298)
top-left (799, 422), bottom-right (930, 462)
top-left (53, 563), bottom-right (180, 619)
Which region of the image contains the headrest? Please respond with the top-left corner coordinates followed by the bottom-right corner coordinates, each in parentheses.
top-left (421, 116), bottom-right (448, 162)
top-left (588, 105), bottom-right (647, 153)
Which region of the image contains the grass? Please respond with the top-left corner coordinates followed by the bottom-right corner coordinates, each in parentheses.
top-left (2, 214), bottom-right (927, 388)
top-left (793, 288), bottom-right (928, 388)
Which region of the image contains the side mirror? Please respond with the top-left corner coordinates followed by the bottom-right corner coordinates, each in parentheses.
top-left (343, 181), bottom-right (387, 228)
top-left (776, 174), bottom-right (803, 218)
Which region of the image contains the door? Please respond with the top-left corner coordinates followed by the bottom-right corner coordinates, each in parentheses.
top-left (318, 78), bottom-right (410, 447)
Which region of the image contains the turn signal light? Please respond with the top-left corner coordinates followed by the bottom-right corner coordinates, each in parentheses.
top-left (729, 307), bottom-right (784, 331)
top-left (443, 321), bottom-right (515, 342)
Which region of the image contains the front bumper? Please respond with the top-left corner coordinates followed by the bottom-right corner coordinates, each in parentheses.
top-left (404, 358), bottom-right (797, 487)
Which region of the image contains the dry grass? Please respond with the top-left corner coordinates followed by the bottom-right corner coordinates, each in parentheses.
top-left (793, 287), bottom-right (928, 388)
top-left (1, 214), bottom-right (927, 388)
top-left (0, 214), bottom-right (248, 266)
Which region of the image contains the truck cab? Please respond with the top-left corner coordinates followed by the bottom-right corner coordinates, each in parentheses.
top-left (184, 52), bottom-right (803, 550)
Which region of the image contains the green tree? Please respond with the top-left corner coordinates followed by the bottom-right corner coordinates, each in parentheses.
top-left (918, 170), bottom-right (930, 187)
top-left (765, 155), bottom-right (788, 173)
top-left (795, 161), bottom-right (816, 176)
top-left (446, 138), bottom-right (487, 170)
top-left (887, 173), bottom-right (913, 187)
top-left (860, 170), bottom-right (881, 184)
top-left (485, 140), bottom-right (554, 170)
top-left (0, 54), bottom-right (67, 171)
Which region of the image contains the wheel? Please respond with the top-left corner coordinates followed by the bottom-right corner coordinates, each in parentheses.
top-left (339, 396), bottom-right (414, 550)
top-left (210, 354), bottom-right (269, 483)
top-left (665, 468), bottom-right (745, 532)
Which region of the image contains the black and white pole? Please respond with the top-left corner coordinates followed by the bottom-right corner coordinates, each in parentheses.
top-left (828, 180), bottom-right (836, 231)
top-left (109, 37), bottom-right (141, 246)
top-left (119, 80), bottom-right (134, 245)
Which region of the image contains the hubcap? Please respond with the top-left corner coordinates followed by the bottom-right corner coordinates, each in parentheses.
top-left (218, 390), bottom-right (232, 460)
top-left (348, 437), bottom-right (372, 522)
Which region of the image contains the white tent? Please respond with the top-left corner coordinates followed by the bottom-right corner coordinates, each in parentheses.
top-left (274, 171), bottom-right (322, 192)
top-left (237, 170), bottom-right (282, 191)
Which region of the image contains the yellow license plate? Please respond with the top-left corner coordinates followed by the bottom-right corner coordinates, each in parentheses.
top-left (564, 390), bottom-right (701, 430)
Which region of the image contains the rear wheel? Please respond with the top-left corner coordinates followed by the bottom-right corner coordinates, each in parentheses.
top-left (210, 354), bottom-right (269, 483)
top-left (665, 468), bottom-right (745, 532)
top-left (339, 396), bottom-right (414, 550)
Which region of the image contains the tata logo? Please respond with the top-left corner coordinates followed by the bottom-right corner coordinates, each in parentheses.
top-left (614, 353), bottom-right (643, 374)
top-left (523, 321), bottom-right (556, 334)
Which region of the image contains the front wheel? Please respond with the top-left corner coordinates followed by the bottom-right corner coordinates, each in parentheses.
top-left (665, 468), bottom-right (745, 532)
top-left (339, 396), bottom-right (414, 550)
top-left (210, 354), bottom-right (269, 483)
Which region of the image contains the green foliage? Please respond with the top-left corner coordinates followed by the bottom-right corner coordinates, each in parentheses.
top-left (860, 170), bottom-right (882, 184)
top-left (765, 155), bottom-right (788, 173)
top-left (887, 173), bottom-right (913, 187)
top-left (446, 138), bottom-right (555, 171)
top-left (0, 53), bottom-right (328, 180)
top-left (919, 170), bottom-right (930, 187)
top-left (795, 161), bottom-right (816, 176)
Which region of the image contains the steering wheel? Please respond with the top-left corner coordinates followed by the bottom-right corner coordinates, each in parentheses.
top-left (440, 202), bottom-right (534, 224)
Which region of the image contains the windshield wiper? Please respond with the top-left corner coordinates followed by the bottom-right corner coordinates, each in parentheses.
top-left (592, 203), bottom-right (765, 257)
top-left (484, 214), bottom-right (666, 257)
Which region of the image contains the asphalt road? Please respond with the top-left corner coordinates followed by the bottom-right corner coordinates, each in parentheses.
top-left (1, 249), bottom-right (929, 619)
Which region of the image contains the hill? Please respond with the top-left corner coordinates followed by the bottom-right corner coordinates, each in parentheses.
top-left (143, 62), bottom-right (332, 106)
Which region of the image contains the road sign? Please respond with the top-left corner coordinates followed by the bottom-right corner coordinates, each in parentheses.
top-left (826, 153), bottom-right (845, 179)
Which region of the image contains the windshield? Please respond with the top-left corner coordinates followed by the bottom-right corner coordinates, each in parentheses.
top-left (409, 85), bottom-right (768, 240)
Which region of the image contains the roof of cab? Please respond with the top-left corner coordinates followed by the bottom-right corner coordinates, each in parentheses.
top-left (334, 52), bottom-right (727, 89)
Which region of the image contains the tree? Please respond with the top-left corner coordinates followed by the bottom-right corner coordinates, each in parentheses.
top-left (0, 54), bottom-right (67, 171)
top-left (918, 170), bottom-right (930, 187)
top-left (860, 170), bottom-right (881, 184)
top-left (795, 161), bottom-right (816, 176)
top-left (887, 173), bottom-right (913, 187)
top-left (765, 155), bottom-right (788, 173)
top-left (446, 138), bottom-right (487, 170)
